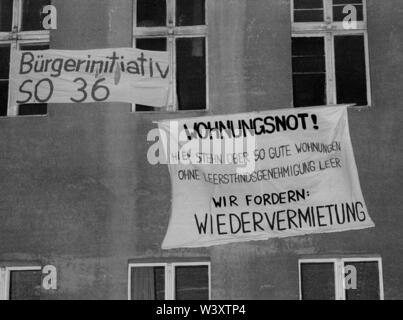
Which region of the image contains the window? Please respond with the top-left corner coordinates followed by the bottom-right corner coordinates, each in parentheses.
top-left (0, 0), bottom-right (50, 117)
top-left (0, 266), bottom-right (42, 300)
top-left (299, 257), bottom-right (384, 300)
top-left (133, 0), bottom-right (207, 112)
top-left (291, 0), bottom-right (371, 108)
top-left (128, 262), bottom-right (210, 300)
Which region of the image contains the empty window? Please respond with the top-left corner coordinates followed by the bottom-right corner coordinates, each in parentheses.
top-left (0, 0), bottom-right (50, 117)
top-left (129, 262), bottom-right (210, 300)
top-left (0, 267), bottom-right (42, 300)
top-left (299, 258), bottom-right (384, 300)
top-left (133, 0), bottom-right (207, 112)
top-left (291, 0), bottom-right (370, 108)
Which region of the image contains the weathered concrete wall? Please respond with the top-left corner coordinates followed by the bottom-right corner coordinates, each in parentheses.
top-left (0, 0), bottom-right (402, 299)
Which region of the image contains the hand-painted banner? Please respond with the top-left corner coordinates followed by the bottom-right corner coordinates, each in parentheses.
top-left (10, 48), bottom-right (170, 107)
top-left (158, 106), bottom-right (374, 249)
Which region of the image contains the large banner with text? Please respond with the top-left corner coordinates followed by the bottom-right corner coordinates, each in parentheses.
top-left (10, 48), bottom-right (170, 107)
top-left (158, 106), bottom-right (374, 249)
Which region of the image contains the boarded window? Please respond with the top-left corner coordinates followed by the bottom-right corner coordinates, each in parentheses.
top-left (293, 0), bottom-right (324, 22)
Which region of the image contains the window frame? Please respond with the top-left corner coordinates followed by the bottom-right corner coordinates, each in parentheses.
top-left (0, 266), bottom-right (42, 300)
top-left (298, 257), bottom-right (384, 300)
top-left (132, 0), bottom-right (209, 113)
top-left (291, 0), bottom-right (371, 108)
top-left (291, 0), bottom-right (368, 32)
top-left (128, 261), bottom-right (211, 300)
top-left (0, 0), bottom-right (50, 117)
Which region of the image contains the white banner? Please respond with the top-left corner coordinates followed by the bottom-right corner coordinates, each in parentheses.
top-left (158, 106), bottom-right (374, 249)
top-left (10, 48), bottom-right (170, 107)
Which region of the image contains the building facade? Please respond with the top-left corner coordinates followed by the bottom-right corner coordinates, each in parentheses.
top-left (0, 0), bottom-right (402, 300)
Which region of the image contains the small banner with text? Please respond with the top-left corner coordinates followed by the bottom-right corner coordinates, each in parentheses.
top-left (10, 48), bottom-right (170, 107)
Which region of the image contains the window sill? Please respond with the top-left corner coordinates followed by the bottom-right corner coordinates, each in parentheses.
top-left (295, 104), bottom-right (372, 110)
top-left (131, 109), bottom-right (209, 115)
top-left (0, 114), bottom-right (48, 119)
top-left (348, 104), bottom-right (372, 111)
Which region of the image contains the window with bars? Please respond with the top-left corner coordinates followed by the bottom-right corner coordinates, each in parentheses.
top-left (0, 0), bottom-right (50, 117)
top-left (299, 258), bottom-right (384, 300)
top-left (291, 0), bottom-right (370, 108)
top-left (129, 262), bottom-right (210, 300)
top-left (133, 0), bottom-right (207, 112)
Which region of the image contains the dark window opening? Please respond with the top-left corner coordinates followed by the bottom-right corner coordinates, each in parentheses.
top-left (18, 104), bottom-right (48, 116)
top-left (345, 262), bottom-right (380, 300)
top-left (0, 81), bottom-right (9, 116)
top-left (292, 37), bottom-right (326, 108)
top-left (9, 270), bottom-right (42, 301)
top-left (300, 263), bottom-right (335, 300)
top-left (137, 0), bottom-right (166, 27)
top-left (176, 37), bottom-right (206, 110)
top-left (175, 266), bottom-right (209, 300)
top-left (0, 0), bottom-right (13, 32)
top-left (334, 35), bottom-right (367, 106)
top-left (176, 0), bottom-right (205, 26)
top-left (21, 0), bottom-right (51, 31)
